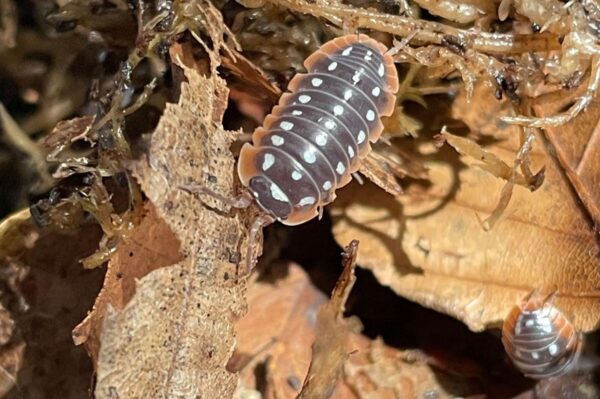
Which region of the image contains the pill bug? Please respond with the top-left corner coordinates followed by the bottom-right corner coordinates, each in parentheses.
top-left (237, 34), bottom-right (399, 225)
top-left (501, 291), bottom-right (582, 379)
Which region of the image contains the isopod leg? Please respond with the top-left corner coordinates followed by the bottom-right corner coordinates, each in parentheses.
top-left (241, 213), bottom-right (275, 278)
top-left (180, 183), bottom-right (254, 209)
top-left (352, 172), bottom-right (364, 185)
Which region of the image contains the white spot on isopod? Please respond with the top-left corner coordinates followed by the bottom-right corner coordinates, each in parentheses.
top-left (378, 63), bottom-right (385, 77)
top-left (303, 149), bottom-right (316, 164)
top-left (548, 344), bottom-right (559, 356)
top-left (333, 105), bottom-right (344, 116)
top-left (262, 153), bottom-right (275, 171)
top-left (366, 110), bottom-right (375, 121)
top-left (542, 325), bottom-right (553, 333)
top-left (315, 133), bottom-right (327, 146)
top-left (270, 183), bottom-right (289, 202)
top-left (531, 351), bottom-right (540, 360)
top-left (372, 86), bottom-right (381, 97)
top-left (292, 110), bottom-right (303, 116)
top-left (299, 95), bottom-right (311, 104)
top-left (311, 77), bottom-right (323, 87)
top-left (357, 130), bottom-right (366, 144)
top-left (322, 180), bottom-right (332, 190)
top-left (364, 50), bottom-right (372, 61)
top-left (344, 90), bottom-right (352, 101)
top-left (352, 71), bottom-right (361, 83)
top-left (525, 319), bottom-right (535, 327)
top-left (291, 171), bottom-right (302, 181)
top-left (328, 62), bottom-right (338, 71)
top-left (348, 145), bottom-right (355, 158)
top-left (324, 120), bottom-right (335, 130)
top-left (336, 162), bottom-right (346, 175)
top-left (537, 316), bottom-right (552, 326)
top-left (280, 121), bottom-right (294, 131)
top-left (342, 46), bottom-right (353, 56)
top-left (298, 196), bottom-right (316, 206)
top-left (271, 135), bottom-right (284, 146)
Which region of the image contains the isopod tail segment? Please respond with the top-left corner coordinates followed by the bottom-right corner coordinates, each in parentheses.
top-left (501, 289), bottom-right (583, 379)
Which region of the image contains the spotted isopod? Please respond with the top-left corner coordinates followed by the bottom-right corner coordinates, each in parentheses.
top-left (501, 290), bottom-right (582, 379)
top-left (184, 34), bottom-right (398, 274)
top-left (238, 34), bottom-right (398, 225)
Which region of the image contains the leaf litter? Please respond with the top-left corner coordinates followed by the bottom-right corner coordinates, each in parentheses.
top-left (94, 57), bottom-right (252, 397)
top-left (1, 0), bottom-right (600, 397)
top-left (0, 208), bottom-right (105, 398)
top-left (231, 249), bottom-right (481, 398)
top-left (332, 83), bottom-right (600, 333)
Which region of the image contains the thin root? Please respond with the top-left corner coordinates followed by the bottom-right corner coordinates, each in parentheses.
top-left (501, 56), bottom-right (600, 127)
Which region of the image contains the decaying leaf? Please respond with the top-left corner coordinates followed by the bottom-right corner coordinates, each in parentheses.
top-left (231, 263), bottom-right (326, 399)
top-left (222, 50), bottom-right (282, 123)
top-left (4, 0), bottom-right (600, 396)
top-left (72, 203), bottom-right (183, 364)
top-left (0, 207), bottom-right (106, 397)
top-left (0, 210), bottom-right (29, 397)
top-left (42, 115), bottom-right (95, 154)
top-left (298, 240), bottom-right (361, 399)
top-left (360, 147), bottom-right (429, 198)
top-left (232, 261), bottom-right (481, 398)
top-left (92, 62), bottom-right (251, 396)
top-left (331, 83), bottom-right (600, 333)
top-left (0, 209), bottom-right (36, 260)
top-left (343, 336), bottom-right (479, 399)
top-left (533, 83), bottom-right (600, 234)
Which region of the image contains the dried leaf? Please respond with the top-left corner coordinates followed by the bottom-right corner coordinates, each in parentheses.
top-left (0, 338), bottom-right (24, 397)
top-left (0, 209), bottom-right (36, 260)
top-left (42, 115), bottom-right (95, 150)
top-left (0, 207), bottom-right (105, 398)
top-left (93, 64), bottom-right (251, 396)
top-left (360, 146), bottom-right (429, 197)
top-left (343, 336), bottom-right (477, 399)
top-left (331, 84), bottom-right (600, 333)
top-left (222, 50), bottom-right (282, 119)
top-left (233, 262), bottom-right (478, 398)
top-left (534, 84), bottom-right (600, 233)
top-left (72, 202), bottom-right (182, 363)
top-left (358, 154), bottom-right (405, 197)
top-left (222, 50), bottom-right (282, 96)
top-left (231, 263), bottom-right (325, 399)
top-left (0, 211), bottom-right (27, 397)
top-left (299, 241), bottom-right (361, 399)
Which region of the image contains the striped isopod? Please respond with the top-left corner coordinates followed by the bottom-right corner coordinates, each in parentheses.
top-left (501, 291), bottom-right (582, 379)
top-left (237, 34), bottom-right (399, 225)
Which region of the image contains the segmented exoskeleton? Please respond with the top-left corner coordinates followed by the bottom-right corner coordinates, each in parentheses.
top-left (237, 34), bottom-right (398, 225)
top-left (502, 291), bottom-right (582, 379)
